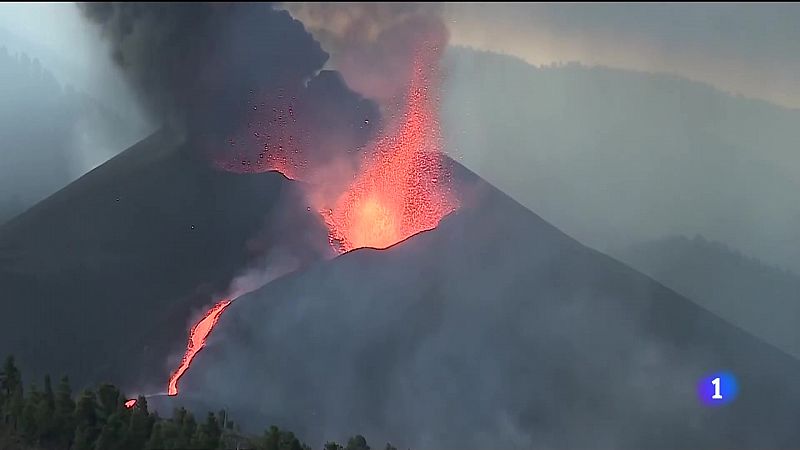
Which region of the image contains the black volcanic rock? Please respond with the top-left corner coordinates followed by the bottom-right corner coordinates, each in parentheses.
top-left (0, 129), bottom-right (328, 390)
top-left (178, 166), bottom-right (800, 449)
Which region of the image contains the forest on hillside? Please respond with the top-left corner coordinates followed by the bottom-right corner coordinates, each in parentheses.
top-left (0, 356), bottom-right (400, 450)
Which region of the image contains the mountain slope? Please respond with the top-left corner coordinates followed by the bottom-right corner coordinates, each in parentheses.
top-left (177, 165), bottom-right (800, 449)
top-left (0, 46), bottom-right (142, 224)
top-left (441, 47), bottom-right (800, 274)
top-left (615, 235), bottom-right (800, 358)
top-left (0, 129), bottom-right (327, 389)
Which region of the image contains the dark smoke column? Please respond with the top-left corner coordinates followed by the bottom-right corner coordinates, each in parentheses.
top-left (79, 2), bottom-right (379, 167)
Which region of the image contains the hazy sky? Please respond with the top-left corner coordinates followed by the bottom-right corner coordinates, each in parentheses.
top-left (2, 3), bottom-right (800, 109)
top-left (0, 2), bottom-right (145, 122)
top-left (445, 3), bottom-right (800, 109)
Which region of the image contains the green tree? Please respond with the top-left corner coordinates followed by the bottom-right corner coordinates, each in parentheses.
top-left (174, 407), bottom-right (196, 449)
top-left (257, 425), bottom-right (309, 450)
top-left (1, 356), bottom-right (21, 398)
top-left (6, 383), bottom-right (24, 431)
top-left (74, 424), bottom-right (94, 450)
top-left (94, 411), bottom-right (128, 450)
top-left (73, 390), bottom-right (99, 450)
top-left (324, 442), bottom-right (344, 450)
top-left (36, 375), bottom-right (56, 443)
top-left (1, 355), bottom-right (23, 428)
top-left (54, 376), bottom-right (76, 448)
top-left (96, 383), bottom-right (122, 421)
top-left (122, 395), bottom-right (154, 450)
top-left (191, 411), bottom-right (222, 449)
top-left (20, 382), bottom-right (41, 442)
top-left (156, 418), bottom-right (180, 449)
top-left (145, 422), bottom-right (166, 450)
top-left (345, 435), bottom-right (370, 450)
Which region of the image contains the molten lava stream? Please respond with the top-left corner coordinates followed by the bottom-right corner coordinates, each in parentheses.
top-left (167, 299), bottom-right (232, 396)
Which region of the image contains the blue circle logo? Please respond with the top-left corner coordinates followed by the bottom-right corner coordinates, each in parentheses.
top-left (697, 371), bottom-right (738, 406)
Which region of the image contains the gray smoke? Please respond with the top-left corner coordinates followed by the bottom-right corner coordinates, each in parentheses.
top-left (79, 4), bottom-right (318, 136)
top-left (79, 2), bottom-right (380, 165)
top-left (284, 2), bottom-right (447, 105)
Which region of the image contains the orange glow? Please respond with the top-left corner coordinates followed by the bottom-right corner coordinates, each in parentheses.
top-left (124, 399), bottom-right (137, 409)
top-left (167, 299), bottom-right (232, 396)
top-left (322, 51), bottom-right (458, 253)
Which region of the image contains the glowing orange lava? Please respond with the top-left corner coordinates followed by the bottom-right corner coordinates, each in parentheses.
top-left (124, 399), bottom-right (137, 409)
top-left (322, 54), bottom-right (457, 253)
top-left (167, 299), bottom-right (232, 396)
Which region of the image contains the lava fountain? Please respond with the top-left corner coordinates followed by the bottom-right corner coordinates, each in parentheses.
top-left (164, 38), bottom-right (456, 398)
top-left (167, 299), bottom-right (233, 396)
top-left (322, 50), bottom-right (458, 253)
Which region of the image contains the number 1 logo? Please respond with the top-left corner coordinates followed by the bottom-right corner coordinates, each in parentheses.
top-left (711, 377), bottom-right (722, 399)
top-left (698, 371), bottom-right (738, 406)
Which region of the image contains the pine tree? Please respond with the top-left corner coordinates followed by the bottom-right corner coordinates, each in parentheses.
top-left (0, 356), bottom-right (21, 398)
top-left (174, 407), bottom-right (196, 449)
top-left (7, 383), bottom-right (24, 431)
top-left (122, 395), bottom-right (154, 450)
top-left (73, 389), bottom-right (99, 450)
top-left (345, 435), bottom-right (370, 450)
top-left (36, 375), bottom-right (56, 443)
top-left (74, 424), bottom-right (94, 450)
top-left (94, 411), bottom-right (127, 450)
top-left (21, 382), bottom-right (41, 442)
top-left (145, 422), bottom-right (166, 450)
top-left (259, 425), bottom-right (307, 450)
top-left (96, 383), bottom-right (122, 421)
top-left (1, 355), bottom-right (22, 428)
top-left (157, 418), bottom-right (180, 449)
top-left (192, 411), bottom-right (222, 449)
top-left (54, 376), bottom-right (76, 448)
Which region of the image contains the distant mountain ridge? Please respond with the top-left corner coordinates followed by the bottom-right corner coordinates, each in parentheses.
top-left (615, 234), bottom-right (800, 358)
top-left (441, 46), bottom-right (800, 274)
top-left (0, 45), bottom-right (141, 224)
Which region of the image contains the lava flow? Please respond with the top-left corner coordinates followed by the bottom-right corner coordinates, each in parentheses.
top-left (322, 53), bottom-right (458, 253)
top-left (167, 299), bottom-right (233, 396)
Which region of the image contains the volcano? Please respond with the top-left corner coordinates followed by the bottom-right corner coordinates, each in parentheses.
top-left (2, 130), bottom-right (800, 448)
top-left (176, 164), bottom-right (800, 448)
top-left (0, 129), bottom-right (329, 390)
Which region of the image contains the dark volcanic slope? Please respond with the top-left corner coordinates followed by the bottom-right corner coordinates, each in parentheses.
top-left (181, 167), bottom-right (800, 449)
top-left (616, 235), bottom-right (800, 359)
top-left (0, 130), bottom-right (326, 390)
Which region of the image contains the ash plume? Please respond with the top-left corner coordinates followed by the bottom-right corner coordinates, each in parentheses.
top-left (79, 3), bottom-right (379, 162)
top-left (284, 2), bottom-right (448, 105)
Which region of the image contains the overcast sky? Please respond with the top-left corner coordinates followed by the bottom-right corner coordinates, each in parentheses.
top-left (445, 2), bottom-right (800, 109)
top-left (2, 3), bottom-right (799, 110)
